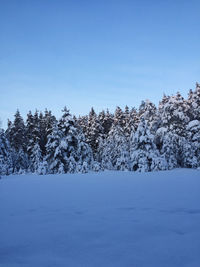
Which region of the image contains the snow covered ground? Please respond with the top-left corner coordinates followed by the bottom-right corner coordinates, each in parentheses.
top-left (0, 169), bottom-right (200, 267)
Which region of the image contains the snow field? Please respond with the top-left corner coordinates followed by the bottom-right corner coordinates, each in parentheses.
top-left (0, 169), bottom-right (200, 267)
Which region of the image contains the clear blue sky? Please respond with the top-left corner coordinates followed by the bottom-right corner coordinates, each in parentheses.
top-left (0, 0), bottom-right (200, 128)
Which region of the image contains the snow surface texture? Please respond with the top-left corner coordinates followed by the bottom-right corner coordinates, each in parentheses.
top-left (0, 169), bottom-right (200, 267)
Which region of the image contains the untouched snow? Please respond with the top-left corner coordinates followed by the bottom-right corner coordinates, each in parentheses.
top-left (0, 169), bottom-right (200, 267)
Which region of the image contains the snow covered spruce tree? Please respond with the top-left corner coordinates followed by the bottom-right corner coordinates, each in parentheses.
top-left (184, 117), bottom-right (200, 168)
top-left (45, 107), bottom-right (93, 174)
top-left (6, 110), bottom-right (28, 174)
top-left (84, 107), bottom-right (104, 160)
top-left (139, 100), bottom-right (159, 133)
top-left (98, 109), bottom-right (113, 136)
top-left (39, 109), bottom-right (57, 156)
top-left (45, 122), bottom-right (64, 173)
top-left (26, 110), bottom-right (43, 174)
top-left (99, 107), bottom-right (130, 171)
top-left (0, 129), bottom-right (12, 175)
top-left (154, 127), bottom-right (181, 169)
top-left (129, 107), bottom-right (139, 133)
top-left (155, 92), bottom-right (191, 168)
top-left (25, 109), bottom-right (57, 174)
top-left (183, 83), bottom-right (200, 168)
top-left (130, 118), bottom-right (167, 172)
top-left (100, 124), bottom-right (130, 170)
top-left (158, 92), bottom-right (190, 137)
top-left (187, 83), bottom-right (200, 121)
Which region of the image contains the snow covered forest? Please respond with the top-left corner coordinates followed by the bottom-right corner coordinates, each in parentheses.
top-left (1, 83), bottom-right (200, 175)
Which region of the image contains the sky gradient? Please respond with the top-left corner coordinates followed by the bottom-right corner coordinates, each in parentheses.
top-left (0, 0), bottom-right (200, 128)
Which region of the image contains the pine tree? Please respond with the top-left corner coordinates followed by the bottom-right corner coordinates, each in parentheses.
top-left (85, 107), bottom-right (103, 159)
top-left (154, 127), bottom-right (179, 169)
top-left (129, 107), bottom-right (139, 132)
top-left (76, 132), bottom-right (93, 173)
top-left (139, 100), bottom-right (159, 133)
top-left (40, 109), bottom-right (57, 156)
top-left (0, 129), bottom-right (12, 175)
top-left (38, 111), bottom-right (46, 155)
top-left (114, 106), bottom-right (125, 128)
top-left (26, 110), bottom-right (43, 173)
top-left (100, 123), bottom-right (130, 171)
top-left (26, 111), bottom-right (34, 141)
top-left (98, 109), bottom-right (113, 136)
top-left (187, 83), bottom-right (200, 121)
top-left (139, 100), bottom-right (157, 123)
top-left (158, 92), bottom-right (189, 137)
top-left (26, 111), bottom-right (35, 159)
top-left (6, 110), bottom-right (28, 173)
top-left (7, 110), bottom-right (26, 152)
top-left (184, 120), bottom-right (200, 168)
top-left (123, 105), bottom-right (131, 138)
top-left (130, 118), bottom-right (167, 172)
top-left (46, 107), bottom-right (93, 174)
top-left (45, 122), bottom-right (63, 174)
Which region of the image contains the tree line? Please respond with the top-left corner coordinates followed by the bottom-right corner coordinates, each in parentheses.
top-left (0, 83), bottom-right (200, 175)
